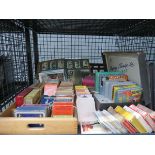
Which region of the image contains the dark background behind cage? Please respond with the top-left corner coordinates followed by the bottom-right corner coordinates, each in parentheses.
top-left (0, 19), bottom-right (155, 112)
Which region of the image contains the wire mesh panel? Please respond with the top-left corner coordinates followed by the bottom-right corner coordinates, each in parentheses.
top-left (37, 34), bottom-right (155, 64)
top-left (116, 36), bottom-right (155, 61)
top-left (0, 20), bottom-right (29, 112)
top-left (37, 34), bottom-right (121, 63)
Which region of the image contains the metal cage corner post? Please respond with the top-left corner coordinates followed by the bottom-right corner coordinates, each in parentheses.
top-left (25, 28), bottom-right (33, 85)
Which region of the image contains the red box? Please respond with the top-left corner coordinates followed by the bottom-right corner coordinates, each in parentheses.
top-left (52, 103), bottom-right (74, 116)
top-left (15, 88), bottom-right (33, 107)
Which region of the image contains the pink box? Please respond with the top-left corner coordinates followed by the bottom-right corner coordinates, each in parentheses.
top-left (44, 83), bottom-right (57, 96)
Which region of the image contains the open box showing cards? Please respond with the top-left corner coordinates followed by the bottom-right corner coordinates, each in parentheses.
top-left (94, 52), bottom-right (152, 110)
top-left (0, 103), bottom-right (78, 135)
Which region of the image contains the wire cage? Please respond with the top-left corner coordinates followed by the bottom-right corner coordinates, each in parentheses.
top-left (0, 19), bottom-right (155, 112)
top-left (0, 20), bottom-right (30, 111)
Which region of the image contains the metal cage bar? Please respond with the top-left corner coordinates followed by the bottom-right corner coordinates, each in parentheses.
top-left (0, 20), bottom-right (29, 112)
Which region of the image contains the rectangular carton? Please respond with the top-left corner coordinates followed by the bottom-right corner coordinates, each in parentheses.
top-left (0, 103), bottom-right (77, 134)
top-left (24, 89), bottom-right (41, 104)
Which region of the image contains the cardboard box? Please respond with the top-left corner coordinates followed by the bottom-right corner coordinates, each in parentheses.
top-left (0, 103), bottom-right (77, 134)
top-left (24, 89), bottom-right (41, 104)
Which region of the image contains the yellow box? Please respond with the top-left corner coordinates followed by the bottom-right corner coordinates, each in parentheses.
top-left (24, 89), bottom-right (41, 104)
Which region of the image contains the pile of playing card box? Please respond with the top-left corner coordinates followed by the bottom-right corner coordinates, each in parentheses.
top-left (52, 81), bottom-right (74, 117)
top-left (0, 81), bottom-right (78, 134)
top-left (14, 82), bottom-right (57, 117)
top-left (14, 81), bottom-right (75, 118)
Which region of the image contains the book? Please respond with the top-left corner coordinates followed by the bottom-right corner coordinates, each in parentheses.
top-left (129, 104), bottom-right (155, 131)
top-left (101, 110), bottom-right (128, 133)
top-left (122, 119), bottom-right (138, 134)
top-left (94, 111), bottom-right (120, 134)
top-left (113, 84), bottom-right (142, 103)
top-left (123, 106), bottom-right (152, 133)
top-left (115, 106), bottom-right (147, 133)
top-left (95, 72), bottom-right (122, 92)
top-left (104, 81), bottom-right (134, 100)
top-left (137, 104), bottom-right (155, 120)
top-left (107, 106), bottom-right (137, 133)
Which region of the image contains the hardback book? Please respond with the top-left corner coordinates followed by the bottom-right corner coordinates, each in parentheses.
top-left (115, 106), bottom-right (147, 133)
